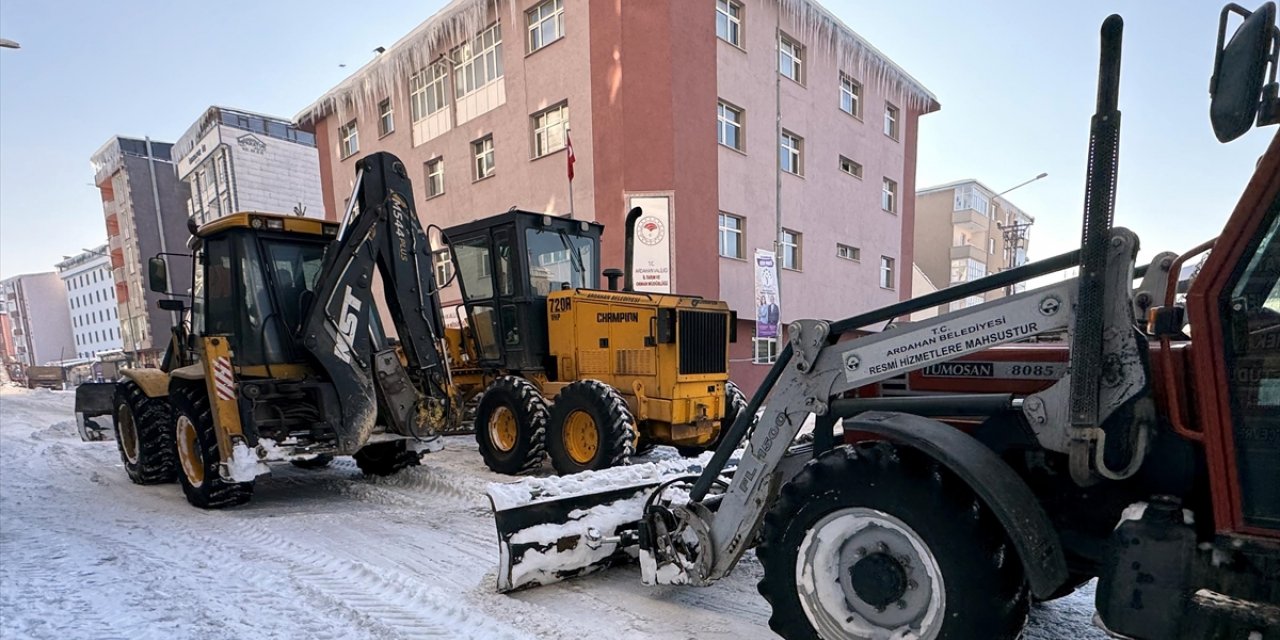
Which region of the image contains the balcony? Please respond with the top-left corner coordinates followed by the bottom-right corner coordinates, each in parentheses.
top-left (106, 214), bottom-right (120, 238)
top-left (110, 248), bottom-right (125, 269)
top-left (950, 243), bottom-right (987, 262)
top-left (952, 208), bottom-right (990, 233)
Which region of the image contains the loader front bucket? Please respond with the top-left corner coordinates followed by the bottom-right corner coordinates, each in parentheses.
top-left (74, 382), bottom-right (117, 442)
top-left (487, 456), bottom-right (721, 592)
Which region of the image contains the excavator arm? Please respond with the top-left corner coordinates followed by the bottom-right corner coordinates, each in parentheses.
top-left (300, 152), bottom-right (453, 452)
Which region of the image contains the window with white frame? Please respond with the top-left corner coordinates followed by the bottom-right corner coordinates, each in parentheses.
top-left (425, 158), bottom-right (444, 198)
top-left (473, 135), bottom-right (495, 179)
top-left (839, 156), bottom-right (862, 178)
top-left (837, 243), bottom-right (860, 261)
top-left (409, 62), bottom-right (449, 122)
top-left (879, 256), bottom-right (896, 289)
top-left (839, 73), bottom-right (862, 118)
top-left (716, 0), bottom-right (742, 47)
top-left (718, 212), bottom-right (744, 259)
top-left (780, 228), bottom-right (801, 270)
top-left (779, 34), bottom-right (803, 82)
top-left (532, 103), bottom-right (569, 157)
top-left (377, 98), bottom-right (394, 136)
top-left (433, 248), bottom-right (454, 285)
top-left (453, 23), bottom-right (504, 99)
top-left (339, 120), bottom-right (359, 158)
top-left (527, 0), bottom-right (564, 52)
top-left (780, 131), bottom-right (802, 175)
top-left (949, 258), bottom-right (986, 284)
top-left (988, 237), bottom-right (996, 254)
top-left (882, 177), bottom-right (898, 213)
top-left (753, 336), bottom-right (778, 364)
top-left (884, 102), bottom-right (900, 140)
top-left (953, 184), bottom-right (991, 217)
top-left (717, 101), bottom-right (743, 150)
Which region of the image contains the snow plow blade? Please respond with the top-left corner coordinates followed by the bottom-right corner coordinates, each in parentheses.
top-left (487, 456), bottom-right (718, 592)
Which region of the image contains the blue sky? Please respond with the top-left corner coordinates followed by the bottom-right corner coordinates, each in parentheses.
top-left (0, 0), bottom-right (1271, 279)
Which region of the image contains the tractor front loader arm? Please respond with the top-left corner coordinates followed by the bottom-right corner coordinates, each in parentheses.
top-left (300, 152), bottom-right (453, 453)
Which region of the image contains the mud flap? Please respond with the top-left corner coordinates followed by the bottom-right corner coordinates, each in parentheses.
top-left (488, 456), bottom-right (726, 592)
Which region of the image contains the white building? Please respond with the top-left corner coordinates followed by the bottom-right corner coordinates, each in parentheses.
top-left (173, 106), bottom-right (326, 224)
top-left (56, 245), bottom-right (123, 360)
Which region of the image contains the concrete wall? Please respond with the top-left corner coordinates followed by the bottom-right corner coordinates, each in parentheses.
top-left (2, 273), bottom-right (74, 365)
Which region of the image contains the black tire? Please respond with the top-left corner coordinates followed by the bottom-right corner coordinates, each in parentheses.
top-left (353, 440), bottom-right (422, 476)
top-left (757, 443), bottom-right (1029, 640)
top-left (112, 380), bottom-right (177, 485)
top-left (171, 384), bottom-right (254, 509)
top-left (546, 379), bottom-right (636, 474)
top-left (474, 376), bottom-right (549, 475)
top-left (676, 380), bottom-right (750, 457)
top-left (290, 454), bottom-right (333, 470)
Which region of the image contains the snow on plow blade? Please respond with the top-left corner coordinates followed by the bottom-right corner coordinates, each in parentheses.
top-left (487, 456), bottom-right (715, 592)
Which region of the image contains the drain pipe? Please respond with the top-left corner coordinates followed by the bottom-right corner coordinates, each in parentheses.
top-left (623, 206), bottom-right (642, 292)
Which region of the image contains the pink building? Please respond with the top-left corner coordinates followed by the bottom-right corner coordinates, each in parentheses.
top-left (295, 0), bottom-right (938, 393)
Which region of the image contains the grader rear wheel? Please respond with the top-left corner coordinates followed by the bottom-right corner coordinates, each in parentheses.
top-left (546, 380), bottom-right (636, 475)
top-left (474, 376), bottom-right (549, 475)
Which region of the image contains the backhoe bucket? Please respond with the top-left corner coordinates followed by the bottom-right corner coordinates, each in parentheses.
top-left (487, 456), bottom-right (717, 592)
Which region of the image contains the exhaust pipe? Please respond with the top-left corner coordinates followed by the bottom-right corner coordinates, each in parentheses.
top-left (623, 206), bottom-right (642, 292)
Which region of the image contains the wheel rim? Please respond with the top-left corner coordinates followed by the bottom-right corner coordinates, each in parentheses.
top-left (176, 415), bottom-right (205, 488)
top-left (795, 507), bottom-right (944, 640)
top-left (562, 410), bottom-right (599, 465)
top-left (116, 403), bottom-right (140, 464)
top-left (488, 406), bottom-right (519, 453)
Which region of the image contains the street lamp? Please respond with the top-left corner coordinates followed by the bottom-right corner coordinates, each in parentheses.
top-left (994, 172), bottom-right (1048, 295)
top-left (0, 39), bottom-right (20, 49)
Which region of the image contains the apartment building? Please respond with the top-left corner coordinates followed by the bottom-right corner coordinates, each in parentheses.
top-left (914, 179), bottom-right (1036, 310)
top-left (91, 136), bottom-right (192, 366)
top-left (296, 0), bottom-right (938, 391)
top-left (0, 272), bottom-right (75, 368)
top-left (56, 245), bottom-right (124, 360)
top-left (173, 106), bottom-right (326, 224)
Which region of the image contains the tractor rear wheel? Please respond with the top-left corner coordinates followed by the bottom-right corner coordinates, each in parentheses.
top-left (112, 380), bottom-right (177, 485)
top-left (171, 384), bottom-right (254, 509)
top-left (474, 376), bottom-right (549, 475)
top-left (547, 380), bottom-right (636, 474)
top-left (677, 380), bottom-right (750, 457)
top-left (354, 440), bottom-right (422, 476)
top-left (757, 442), bottom-right (1029, 640)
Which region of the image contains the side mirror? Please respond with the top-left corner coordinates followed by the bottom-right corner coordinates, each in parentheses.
top-left (1210, 2), bottom-right (1279, 142)
top-left (147, 257), bottom-right (168, 293)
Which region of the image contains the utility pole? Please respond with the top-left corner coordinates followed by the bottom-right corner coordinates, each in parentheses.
top-left (993, 172), bottom-right (1047, 296)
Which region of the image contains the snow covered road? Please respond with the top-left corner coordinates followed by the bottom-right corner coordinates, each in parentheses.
top-left (0, 388), bottom-right (1106, 639)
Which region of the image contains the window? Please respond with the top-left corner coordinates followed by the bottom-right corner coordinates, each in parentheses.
top-left (988, 237), bottom-right (996, 254)
top-left (425, 158), bottom-right (445, 198)
top-left (409, 62), bottom-right (449, 122)
top-left (527, 0), bottom-right (564, 52)
top-left (950, 258), bottom-right (986, 284)
top-left (473, 135), bottom-right (495, 179)
top-left (882, 178), bottom-right (898, 213)
top-left (779, 34), bottom-right (803, 83)
top-left (884, 103), bottom-right (900, 140)
top-left (718, 213), bottom-right (744, 259)
top-left (717, 101), bottom-right (743, 150)
top-left (780, 229), bottom-right (801, 270)
top-left (453, 23), bottom-right (503, 99)
top-left (880, 256), bottom-right (896, 289)
top-left (780, 131), bottom-right (802, 175)
top-left (433, 248), bottom-right (454, 285)
top-left (839, 156), bottom-right (862, 178)
top-left (532, 103), bottom-right (569, 157)
top-left (339, 120), bottom-right (359, 159)
top-left (837, 244), bottom-right (860, 261)
top-left (839, 74), bottom-right (862, 118)
top-left (753, 336), bottom-right (778, 364)
top-left (377, 99), bottom-right (394, 137)
top-left (953, 185), bottom-right (991, 217)
top-left (716, 0), bottom-right (742, 47)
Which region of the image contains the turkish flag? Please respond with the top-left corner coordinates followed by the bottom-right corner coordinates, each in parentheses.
top-left (566, 131), bottom-right (576, 182)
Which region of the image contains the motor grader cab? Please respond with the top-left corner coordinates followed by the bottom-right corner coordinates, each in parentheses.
top-left (110, 152), bottom-right (454, 508)
top-left (442, 209), bottom-right (743, 475)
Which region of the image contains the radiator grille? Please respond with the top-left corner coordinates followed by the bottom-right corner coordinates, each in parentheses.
top-left (678, 310), bottom-right (728, 374)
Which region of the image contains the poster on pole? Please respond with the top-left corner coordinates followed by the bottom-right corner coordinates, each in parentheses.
top-left (627, 195), bottom-right (672, 293)
top-left (754, 249), bottom-right (780, 339)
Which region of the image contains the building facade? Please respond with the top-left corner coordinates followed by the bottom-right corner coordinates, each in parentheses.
top-left (56, 244), bottom-right (124, 360)
top-left (172, 106), bottom-right (326, 224)
top-left (91, 136), bottom-right (192, 366)
top-left (914, 179), bottom-right (1035, 310)
top-left (0, 272), bottom-right (75, 368)
top-left (295, 0), bottom-right (937, 392)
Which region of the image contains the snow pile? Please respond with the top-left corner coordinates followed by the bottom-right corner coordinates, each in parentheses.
top-left (487, 453), bottom-right (717, 511)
